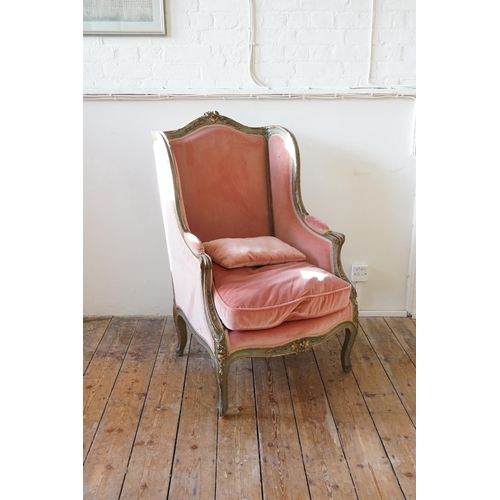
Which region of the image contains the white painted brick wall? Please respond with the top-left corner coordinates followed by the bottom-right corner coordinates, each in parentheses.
top-left (83, 0), bottom-right (416, 92)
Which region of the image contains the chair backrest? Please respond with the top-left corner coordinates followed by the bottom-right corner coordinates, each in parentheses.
top-left (164, 112), bottom-right (274, 243)
top-left (154, 111), bottom-right (335, 274)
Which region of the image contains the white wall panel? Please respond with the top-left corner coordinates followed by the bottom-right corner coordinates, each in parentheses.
top-left (83, 98), bottom-right (415, 314)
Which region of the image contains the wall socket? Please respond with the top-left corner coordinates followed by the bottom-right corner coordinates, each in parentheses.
top-left (351, 264), bottom-right (368, 282)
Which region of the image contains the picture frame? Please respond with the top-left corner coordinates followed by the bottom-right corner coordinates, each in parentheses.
top-left (83, 0), bottom-right (165, 35)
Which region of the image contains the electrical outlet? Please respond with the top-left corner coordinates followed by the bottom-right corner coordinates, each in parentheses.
top-left (351, 265), bottom-right (368, 282)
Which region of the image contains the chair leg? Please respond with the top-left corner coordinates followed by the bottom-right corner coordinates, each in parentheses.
top-left (173, 307), bottom-right (188, 356)
top-left (341, 325), bottom-right (358, 372)
top-left (217, 368), bottom-right (228, 417)
top-left (214, 343), bottom-right (230, 416)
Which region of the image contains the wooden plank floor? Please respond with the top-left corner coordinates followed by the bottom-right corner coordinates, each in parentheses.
top-left (83, 316), bottom-right (416, 500)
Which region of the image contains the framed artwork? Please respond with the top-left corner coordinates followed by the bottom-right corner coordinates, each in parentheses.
top-left (83, 0), bottom-right (165, 35)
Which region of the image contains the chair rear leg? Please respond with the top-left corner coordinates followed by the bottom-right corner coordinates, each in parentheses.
top-left (173, 307), bottom-right (188, 356)
top-left (341, 325), bottom-right (358, 372)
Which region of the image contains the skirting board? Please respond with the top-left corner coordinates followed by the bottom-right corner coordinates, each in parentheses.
top-left (359, 310), bottom-right (409, 318)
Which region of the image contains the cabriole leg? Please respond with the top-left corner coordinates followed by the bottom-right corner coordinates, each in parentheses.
top-left (215, 362), bottom-right (229, 417)
top-left (173, 307), bottom-right (188, 356)
top-left (214, 345), bottom-right (230, 416)
top-left (341, 325), bottom-right (358, 372)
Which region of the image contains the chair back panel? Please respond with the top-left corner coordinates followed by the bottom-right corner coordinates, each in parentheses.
top-left (168, 125), bottom-right (272, 243)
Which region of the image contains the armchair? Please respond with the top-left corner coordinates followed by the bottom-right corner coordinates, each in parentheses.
top-left (152, 111), bottom-right (358, 416)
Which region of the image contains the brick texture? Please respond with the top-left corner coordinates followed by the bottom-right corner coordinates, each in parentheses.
top-left (83, 0), bottom-right (416, 92)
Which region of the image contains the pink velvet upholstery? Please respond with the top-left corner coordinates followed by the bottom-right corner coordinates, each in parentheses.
top-left (204, 236), bottom-right (306, 269)
top-left (185, 232), bottom-right (205, 254)
top-left (305, 215), bottom-right (330, 234)
top-left (226, 303), bottom-right (352, 353)
top-left (153, 113), bottom-right (358, 415)
top-left (268, 133), bottom-right (335, 273)
top-left (212, 261), bottom-right (351, 331)
top-left (169, 126), bottom-right (272, 243)
top-left (153, 135), bottom-right (215, 351)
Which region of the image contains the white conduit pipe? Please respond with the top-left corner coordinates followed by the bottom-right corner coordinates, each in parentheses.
top-left (248, 0), bottom-right (268, 88)
top-left (367, 0), bottom-right (375, 86)
top-left (410, 99), bottom-right (416, 157)
top-left (83, 91), bottom-right (415, 100)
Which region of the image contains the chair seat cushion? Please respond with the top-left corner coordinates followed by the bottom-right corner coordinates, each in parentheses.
top-left (212, 261), bottom-right (351, 331)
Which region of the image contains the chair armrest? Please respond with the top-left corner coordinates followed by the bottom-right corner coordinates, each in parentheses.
top-left (268, 130), bottom-right (351, 286)
top-left (153, 131), bottom-right (226, 351)
top-left (169, 228), bottom-right (227, 350)
top-left (303, 217), bottom-right (351, 279)
top-left (184, 232), bottom-right (205, 254)
top-left (181, 233), bottom-right (227, 337)
top-left (302, 218), bottom-right (357, 301)
top-left (304, 215), bottom-right (330, 234)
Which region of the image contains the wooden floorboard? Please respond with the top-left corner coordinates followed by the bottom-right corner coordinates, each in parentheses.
top-left (254, 357), bottom-right (311, 500)
top-left (83, 317), bottom-right (112, 374)
top-left (83, 318), bottom-right (164, 500)
top-left (83, 317), bottom-right (138, 461)
top-left (361, 318), bottom-right (416, 426)
top-left (285, 351), bottom-right (357, 499)
top-left (83, 316), bottom-right (416, 500)
top-left (120, 317), bottom-right (190, 500)
top-left (167, 337), bottom-right (219, 500)
top-left (314, 335), bottom-right (406, 500)
top-left (384, 318), bottom-right (416, 366)
top-left (351, 324), bottom-right (416, 500)
top-left (216, 357), bottom-right (262, 500)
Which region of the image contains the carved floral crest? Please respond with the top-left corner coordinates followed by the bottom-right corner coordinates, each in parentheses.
top-left (291, 338), bottom-right (310, 353)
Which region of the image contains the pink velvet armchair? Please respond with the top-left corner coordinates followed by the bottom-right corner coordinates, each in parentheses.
top-left (152, 111), bottom-right (358, 416)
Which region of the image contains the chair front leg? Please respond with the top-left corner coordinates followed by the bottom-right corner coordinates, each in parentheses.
top-left (214, 341), bottom-right (230, 416)
top-left (341, 324), bottom-right (358, 372)
top-left (173, 306), bottom-right (188, 356)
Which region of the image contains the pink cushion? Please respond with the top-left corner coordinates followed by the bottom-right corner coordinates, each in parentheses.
top-left (204, 236), bottom-right (306, 269)
top-left (212, 261), bottom-right (351, 331)
top-left (227, 303), bottom-right (353, 353)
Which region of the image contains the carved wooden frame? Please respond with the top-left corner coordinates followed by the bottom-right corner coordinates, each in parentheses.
top-left (155, 111), bottom-right (359, 416)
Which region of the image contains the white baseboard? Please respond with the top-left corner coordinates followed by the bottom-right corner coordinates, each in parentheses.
top-left (359, 310), bottom-right (409, 318)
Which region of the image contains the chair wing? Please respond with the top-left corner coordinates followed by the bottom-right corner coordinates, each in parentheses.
top-left (152, 111), bottom-right (359, 416)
